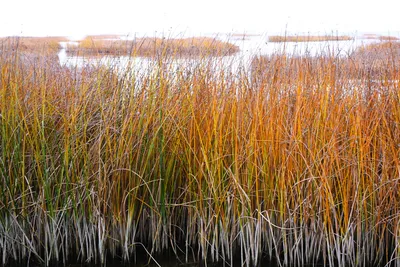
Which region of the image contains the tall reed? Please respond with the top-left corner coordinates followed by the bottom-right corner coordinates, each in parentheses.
top-left (0, 42), bottom-right (400, 267)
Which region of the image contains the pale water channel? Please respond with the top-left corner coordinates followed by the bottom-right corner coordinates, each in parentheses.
top-left (57, 34), bottom-right (385, 73)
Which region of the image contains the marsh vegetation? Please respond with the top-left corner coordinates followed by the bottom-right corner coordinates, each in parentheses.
top-left (0, 37), bottom-right (68, 54)
top-left (0, 36), bottom-right (400, 267)
top-left (65, 36), bottom-right (240, 57)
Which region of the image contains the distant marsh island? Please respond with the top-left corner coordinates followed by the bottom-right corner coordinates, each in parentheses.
top-left (65, 36), bottom-right (240, 57)
top-left (267, 34), bottom-right (400, 43)
top-left (0, 35), bottom-right (240, 58)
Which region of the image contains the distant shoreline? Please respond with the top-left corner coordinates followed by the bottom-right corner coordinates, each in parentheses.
top-left (1, 35), bottom-right (240, 57)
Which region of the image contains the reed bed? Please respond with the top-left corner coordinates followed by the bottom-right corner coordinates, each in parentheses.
top-left (268, 35), bottom-right (353, 42)
top-left (354, 41), bottom-right (400, 55)
top-left (66, 36), bottom-right (240, 57)
top-left (350, 41), bottom-right (400, 77)
top-left (0, 37), bottom-right (67, 55)
top-left (0, 43), bottom-right (400, 267)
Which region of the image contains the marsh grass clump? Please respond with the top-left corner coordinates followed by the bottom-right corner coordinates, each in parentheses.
top-left (1, 42), bottom-right (400, 267)
top-left (0, 36), bottom-right (67, 54)
top-left (354, 40), bottom-right (400, 55)
top-left (350, 41), bottom-right (400, 77)
top-left (66, 36), bottom-right (239, 57)
top-left (268, 35), bottom-right (353, 42)
top-left (0, 37), bottom-right (65, 71)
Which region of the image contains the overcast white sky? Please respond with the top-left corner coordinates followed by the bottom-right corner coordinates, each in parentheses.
top-left (1, 0), bottom-right (399, 38)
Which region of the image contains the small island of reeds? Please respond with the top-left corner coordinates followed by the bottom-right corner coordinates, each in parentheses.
top-left (0, 36), bottom-right (68, 54)
top-left (66, 36), bottom-right (240, 57)
top-left (1, 36), bottom-right (400, 267)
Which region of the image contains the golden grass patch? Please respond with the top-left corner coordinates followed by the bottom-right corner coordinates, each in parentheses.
top-left (0, 36), bottom-right (68, 54)
top-left (66, 36), bottom-right (239, 57)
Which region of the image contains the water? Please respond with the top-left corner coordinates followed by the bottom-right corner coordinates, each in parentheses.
top-left (12, 257), bottom-right (284, 267)
top-left (10, 255), bottom-right (282, 267)
top-left (10, 256), bottom-right (329, 267)
top-left (57, 34), bottom-right (383, 73)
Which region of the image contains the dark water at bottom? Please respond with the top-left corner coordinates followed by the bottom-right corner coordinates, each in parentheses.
top-left (6, 248), bottom-right (327, 267)
top-left (8, 258), bottom-right (328, 267)
top-left (8, 256), bottom-right (285, 267)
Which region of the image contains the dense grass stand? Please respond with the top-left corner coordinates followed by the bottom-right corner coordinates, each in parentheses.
top-left (1, 40), bottom-right (400, 267)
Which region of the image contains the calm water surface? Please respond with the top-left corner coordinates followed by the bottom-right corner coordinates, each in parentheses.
top-left (58, 34), bottom-right (383, 73)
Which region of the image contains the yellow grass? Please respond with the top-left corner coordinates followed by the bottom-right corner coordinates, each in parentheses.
top-left (0, 36), bottom-right (67, 54)
top-left (356, 41), bottom-right (400, 52)
top-left (66, 36), bottom-right (240, 57)
top-left (351, 41), bottom-right (400, 73)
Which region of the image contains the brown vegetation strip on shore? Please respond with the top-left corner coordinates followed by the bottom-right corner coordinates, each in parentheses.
top-left (252, 41), bottom-right (400, 81)
top-left (0, 36), bottom-right (68, 54)
top-left (268, 35), bottom-right (353, 42)
top-left (66, 36), bottom-right (240, 57)
top-left (361, 34), bottom-right (399, 41)
top-left (354, 40), bottom-right (400, 53)
top-left (378, 35), bottom-right (399, 41)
